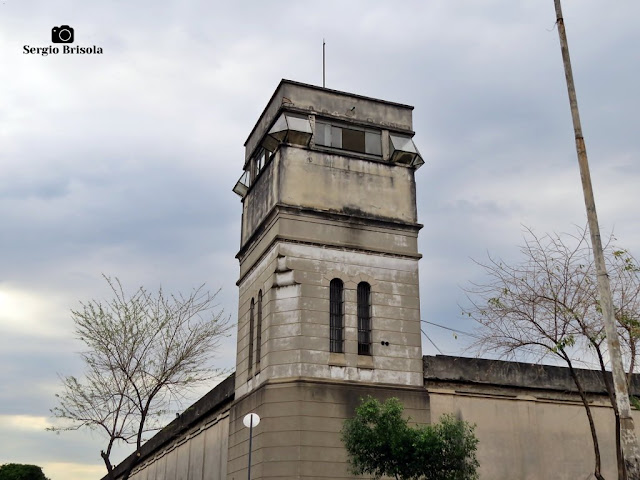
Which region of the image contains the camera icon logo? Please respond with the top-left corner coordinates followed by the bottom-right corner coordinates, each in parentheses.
top-left (51, 25), bottom-right (74, 44)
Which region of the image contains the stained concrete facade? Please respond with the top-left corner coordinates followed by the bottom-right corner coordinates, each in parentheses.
top-left (227, 381), bottom-right (429, 480)
top-left (425, 356), bottom-right (640, 480)
top-left (234, 80), bottom-right (425, 403)
top-left (104, 81), bottom-right (637, 480)
top-left (111, 374), bottom-right (235, 480)
top-left (230, 80), bottom-right (427, 479)
top-left (108, 356), bottom-right (640, 480)
top-left (236, 242), bottom-right (423, 397)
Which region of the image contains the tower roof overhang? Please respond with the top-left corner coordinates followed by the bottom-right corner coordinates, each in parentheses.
top-left (244, 79), bottom-right (416, 167)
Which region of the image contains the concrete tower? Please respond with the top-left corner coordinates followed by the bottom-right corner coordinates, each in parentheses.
top-left (228, 80), bottom-right (428, 479)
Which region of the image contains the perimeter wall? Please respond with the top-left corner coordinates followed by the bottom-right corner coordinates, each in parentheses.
top-left (106, 357), bottom-right (640, 480)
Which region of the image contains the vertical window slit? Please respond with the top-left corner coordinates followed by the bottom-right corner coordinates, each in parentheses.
top-left (330, 279), bottom-right (344, 353)
top-left (248, 298), bottom-right (254, 378)
top-left (256, 290), bottom-right (262, 372)
top-left (357, 282), bottom-right (371, 355)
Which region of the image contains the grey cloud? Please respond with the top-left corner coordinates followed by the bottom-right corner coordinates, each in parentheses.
top-left (1, 0), bottom-right (639, 476)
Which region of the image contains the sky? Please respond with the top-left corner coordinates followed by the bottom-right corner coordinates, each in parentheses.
top-left (1, 0), bottom-right (639, 478)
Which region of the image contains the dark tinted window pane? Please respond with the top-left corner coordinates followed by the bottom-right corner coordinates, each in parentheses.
top-left (248, 298), bottom-right (254, 377)
top-left (256, 291), bottom-right (262, 371)
top-left (357, 282), bottom-right (371, 355)
top-left (330, 279), bottom-right (344, 353)
top-left (342, 128), bottom-right (365, 153)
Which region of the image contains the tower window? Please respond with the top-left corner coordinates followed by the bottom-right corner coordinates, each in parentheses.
top-left (251, 148), bottom-right (272, 183)
top-left (389, 134), bottom-right (424, 168)
top-left (248, 298), bottom-right (254, 378)
top-left (315, 121), bottom-right (381, 156)
top-left (256, 290), bottom-right (263, 372)
top-left (357, 282), bottom-right (372, 355)
top-left (329, 278), bottom-right (344, 353)
top-left (262, 112), bottom-right (313, 152)
top-left (342, 127), bottom-right (365, 152)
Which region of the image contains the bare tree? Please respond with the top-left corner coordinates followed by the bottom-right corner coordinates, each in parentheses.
top-left (464, 227), bottom-right (640, 480)
top-left (49, 276), bottom-right (232, 480)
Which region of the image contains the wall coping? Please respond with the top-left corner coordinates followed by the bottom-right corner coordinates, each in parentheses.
top-left (424, 355), bottom-right (640, 396)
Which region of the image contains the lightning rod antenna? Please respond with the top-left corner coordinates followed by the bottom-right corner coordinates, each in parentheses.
top-left (322, 39), bottom-right (326, 88)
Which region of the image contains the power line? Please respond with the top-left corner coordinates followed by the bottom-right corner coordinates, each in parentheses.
top-left (422, 320), bottom-right (480, 339)
top-left (421, 319), bottom-right (602, 369)
top-left (421, 328), bottom-right (443, 355)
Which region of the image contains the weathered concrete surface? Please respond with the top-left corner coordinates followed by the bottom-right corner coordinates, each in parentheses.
top-left (425, 354), bottom-right (640, 394)
top-left (236, 81), bottom-right (424, 404)
top-left (108, 356), bottom-right (640, 480)
top-left (226, 379), bottom-right (429, 480)
top-left (425, 355), bottom-right (640, 480)
top-left (235, 241), bottom-right (424, 400)
top-left (239, 146), bottom-right (421, 268)
top-left (104, 374), bottom-right (234, 480)
top-left (279, 147), bottom-right (418, 224)
top-left (238, 81), bottom-right (420, 260)
top-left (244, 79), bottom-right (414, 166)
top-left (240, 152), bottom-right (278, 248)
top-left (232, 80), bottom-right (427, 479)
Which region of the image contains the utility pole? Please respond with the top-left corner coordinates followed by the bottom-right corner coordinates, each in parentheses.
top-left (553, 1), bottom-right (640, 477)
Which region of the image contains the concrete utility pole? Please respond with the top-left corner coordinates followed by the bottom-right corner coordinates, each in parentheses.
top-left (553, 0), bottom-right (640, 477)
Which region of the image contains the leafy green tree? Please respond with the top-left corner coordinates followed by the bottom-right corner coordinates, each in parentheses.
top-left (0, 464), bottom-right (50, 480)
top-left (414, 415), bottom-right (480, 480)
top-left (341, 397), bottom-right (479, 480)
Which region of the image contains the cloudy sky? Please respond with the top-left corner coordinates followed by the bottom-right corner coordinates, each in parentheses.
top-left (1, 0), bottom-right (639, 478)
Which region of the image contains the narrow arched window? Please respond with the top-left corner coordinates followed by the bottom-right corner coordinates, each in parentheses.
top-left (357, 282), bottom-right (371, 355)
top-left (256, 290), bottom-right (263, 372)
top-left (248, 298), bottom-right (254, 378)
top-left (329, 279), bottom-right (344, 353)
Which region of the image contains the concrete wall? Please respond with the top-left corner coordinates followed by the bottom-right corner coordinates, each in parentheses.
top-left (107, 357), bottom-right (640, 480)
top-left (105, 375), bottom-right (234, 480)
top-left (240, 146), bottom-right (420, 263)
top-left (227, 380), bottom-right (429, 480)
top-left (128, 411), bottom-right (229, 480)
top-left (278, 147), bottom-right (417, 225)
top-left (235, 241), bottom-right (424, 399)
top-left (425, 355), bottom-right (640, 480)
top-left (429, 389), bottom-right (621, 480)
top-left (236, 79), bottom-right (423, 403)
top-left (235, 241), bottom-right (279, 396)
top-left (244, 80), bottom-right (414, 166)
top-left (239, 81), bottom-right (420, 255)
top-left (240, 149), bottom-right (279, 248)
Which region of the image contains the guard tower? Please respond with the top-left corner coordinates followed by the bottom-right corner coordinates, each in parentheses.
top-left (227, 80), bottom-right (428, 479)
